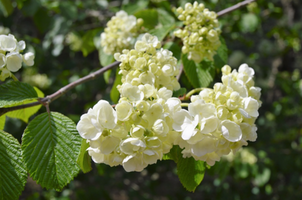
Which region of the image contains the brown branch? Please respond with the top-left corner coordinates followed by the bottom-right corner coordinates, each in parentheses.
top-left (217, 0), bottom-right (256, 17)
top-left (0, 61), bottom-right (120, 116)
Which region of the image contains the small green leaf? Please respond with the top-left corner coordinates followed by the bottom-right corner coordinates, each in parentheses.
top-left (0, 0), bottom-right (13, 17)
top-left (0, 130), bottom-right (27, 200)
top-left (77, 139), bottom-right (92, 174)
top-left (59, 1), bottom-right (78, 20)
top-left (110, 69), bottom-right (122, 104)
top-left (104, 69), bottom-right (112, 84)
top-left (182, 54), bottom-right (215, 88)
top-left (0, 115), bottom-right (5, 130)
top-left (164, 41), bottom-right (182, 61)
top-left (157, 8), bottom-right (175, 26)
top-left (134, 9), bottom-right (158, 29)
top-left (177, 156), bottom-right (206, 192)
top-left (173, 88), bottom-right (187, 98)
top-left (99, 46), bottom-right (114, 67)
top-left (6, 87), bottom-right (44, 123)
top-left (163, 146), bottom-right (206, 192)
top-left (214, 37), bottom-right (228, 69)
top-left (122, 0), bottom-right (148, 15)
top-left (22, 112), bottom-right (81, 190)
top-left (149, 24), bottom-right (175, 42)
top-left (0, 82), bottom-right (38, 108)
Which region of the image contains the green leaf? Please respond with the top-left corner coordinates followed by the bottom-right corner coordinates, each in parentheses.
top-left (0, 130), bottom-right (27, 200)
top-left (103, 69), bottom-right (112, 84)
top-left (214, 37), bottom-right (228, 69)
top-left (81, 28), bottom-right (102, 57)
top-left (0, 81), bottom-right (38, 108)
top-left (173, 88), bottom-right (187, 98)
top-left (164, 41), bottom-right (182, 61)
top-left (0, 115), bottom-right (5, 130)
top-left (163, 146), bottom-right (206, 192)
top-left (59, 1), bottom-right (78, 20)
top-left (182, 54), bottom-right (215, 88)
top-left (240, 13), bottom-right (259, 33)
top-left (110, 69), bottom-right (122, 104)
top-left (33, 7), bottom-right (53, 34)
top-left (77, 139), bottom-right (92, 173)
top-left (22, 112), bottom-right (81, 190)
top-left (157, 8), bottom-right (175, 26)
top-left (149, 24), bottom-right (175, 42)
top-left (177, 156), bottom-right (206, 192)
top-left (122, 0), bottom-right (148, 15)
top-left (134, 9), bottom-right (158, 29)
top-left (20, 0), bottom-right (41, 17)
top-left (6, 87), bottom-right (44, 123)
top-left (0, 0), bottom-right (14, 17)
top-left (99, 46), bottom-right (114, 67)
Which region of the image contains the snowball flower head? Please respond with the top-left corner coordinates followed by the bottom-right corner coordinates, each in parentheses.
top-left (100, 10), bottom-right (143, 55)
top-left (174, 1), bottom-right (221, 63)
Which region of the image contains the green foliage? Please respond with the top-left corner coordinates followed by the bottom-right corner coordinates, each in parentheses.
top-left (164, 146), bottom-right (206, 192)
top-left (173, 87), bottom-right (187, 98)
top-left (0, 130), bottom-right (27, 200)
top-left (182, 54), bottom-right (215, 88)
top-left (0, 0), bottom-right (14, 17)
top-left (99, 46), bottom-right (114, 67)
top-left (0, 115), bottom-right (5, 130)
top-left (0, 82), bottom-right (39, 108)
top-left (149, 24), bottom-right (175, 42)
top-left (77, 139), bottom-right (92, 174)
top-left (134, 9), bottom-right (158, 29)
top-left (213, 37), bottom-right (228, 69)
top-left (22, 112), bottom-right (81, 190)
top-left (110, 69), bottom-right (122, 104)
top-left (5, 87), bottom-right (44, 123)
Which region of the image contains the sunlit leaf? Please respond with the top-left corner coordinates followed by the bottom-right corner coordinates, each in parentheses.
top-left (22, 112), bottom-right (81, 190)
top-left (77, 139), bottom-right (92, 174)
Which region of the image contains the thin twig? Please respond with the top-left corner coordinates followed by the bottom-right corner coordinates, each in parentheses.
top-left (217, 0), bottom-right (256, 17)
top-left (0, 61), bottom-right (120, 116)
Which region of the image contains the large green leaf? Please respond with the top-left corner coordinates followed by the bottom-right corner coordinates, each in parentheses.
top-left (149, 24), bottom-right (175, 42)
top-left (0, 0), bottom-right (13, 17)
top-left (22, 112), bottom-right (82, 190)
top-left (214, 37), bottom-right (228, 69)
top-left (134, 9), bottom-right (158, 29)
top-left (77, 139), bottom-right (92, 174)
top-left (110, 69), bottom-right (122, 104)
top-left (5, 87), bottom-right (44, 123)
top-left (182, 54), bottom-right (215, 88)
top-left (81, 28), bottom-right (102, 57)
top-left (0, 130), bottom-right (27, 200)
top-left (0, 81), bottom-right (38, 108)
top-left (163, 146), bottom-right (206, 192)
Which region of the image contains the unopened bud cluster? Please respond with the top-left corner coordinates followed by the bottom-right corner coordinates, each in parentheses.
top-left (174, 2), bottom-right (221, 63)
top-left (0, 34), bottom-right (34, 81)
top-left (173, 64), bottom-right (261, 166)
top-left (77, 33), bottom-right (181, 172)
top-left (100, 11), bottom-right (143, 55)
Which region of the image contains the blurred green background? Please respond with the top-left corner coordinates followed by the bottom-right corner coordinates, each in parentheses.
top-left (1, 0), bottom-right (302, 199)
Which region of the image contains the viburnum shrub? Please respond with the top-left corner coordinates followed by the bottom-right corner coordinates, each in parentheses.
top-left (0, 0), bottom-right (261, 198)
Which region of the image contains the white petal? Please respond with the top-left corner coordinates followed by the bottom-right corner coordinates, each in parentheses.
top-left (221, 120), bottom-right (242, 142)
top-left (0, 35), bottom-right (16, 51)
top-left (23, 52), bottom-right (34, 66)
top-left (6, 52), bottom-right (22, 72)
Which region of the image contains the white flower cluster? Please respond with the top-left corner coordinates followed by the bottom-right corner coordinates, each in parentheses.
top-left (174, 2), bottom-right (221, 63)
top-left (77, 33), bottom-right (181, 172)
top-left (173, 64), bottom-right (261, 166)
top-left (0, 34), bottom-right (34, 81)
top-left (100, 10), bottom-right (143, 55)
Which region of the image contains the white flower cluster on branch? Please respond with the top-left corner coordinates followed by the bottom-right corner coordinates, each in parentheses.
top-left (100, 11), bottom-right (143, 55)
top-left (78, 34), bottom-right (181, 172)
top-left (174, 2), bottom-right (221, 63)
top-left (0, 34), bottom-right (34, 81)
top-left (174, 64), bottom-right (261, 166)
top-left (77, 33), bottom-right (261, 171)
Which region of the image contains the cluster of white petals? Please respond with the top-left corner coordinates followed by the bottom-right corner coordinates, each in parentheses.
top-left (174, 2), bottom-right (221, 63)
top-left (100, 10), bottom-right (143, 55)
top-left (77, 33), bottom-right (181, 172)
top-left (173, 64), bottom-right (261, 166)
top-left (0, 34), bottom-right (34, 81)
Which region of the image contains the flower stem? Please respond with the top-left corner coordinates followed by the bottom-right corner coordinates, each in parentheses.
top-left (11, 74), bottom-right (19, 81)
